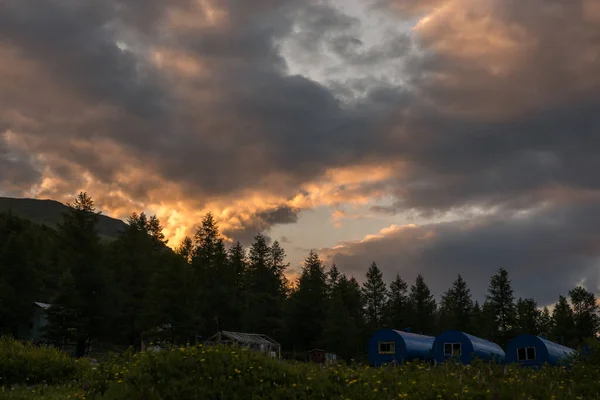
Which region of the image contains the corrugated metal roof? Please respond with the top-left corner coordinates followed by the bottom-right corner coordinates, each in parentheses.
top-left (220, 331), bottom-right (280, 346)
top-left (34, 302), bottom-right (52, 310)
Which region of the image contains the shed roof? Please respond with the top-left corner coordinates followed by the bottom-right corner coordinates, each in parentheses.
top-left (34, 302), bottom-right (52, 310)
top-left (217, 331), bottom-right (280, 346)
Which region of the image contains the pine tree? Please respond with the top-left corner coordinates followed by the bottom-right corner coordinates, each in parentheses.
top-left (176, 236), bottom-right (194, 264)
top-left (569, 286), bottom-right (600, 343)
top-left (0, 225), bottom-right (40, 337)
top-left (107, 212), bottom-right (169, 351)
top-left (244, 234), bottom-right (288, 338)
top-left (228, 241), bottom-right (247, 324)
top-left (51, 192), bottom-right (106, 357)
top-left (147, 250), bottom-right (197, 345)
top-left (362, 262), bottom-right (388, 331)
top-left (538, 306), bottom-right (553, 337)
top-left (288, 251), bottom-right (328, 350)
top-left (326, 264), bottom-right (341, 298)
top-left (551, 295), bottom-right (576, 346)
top-left (469, 301), bottom-right (483, 337)
top-left (438, 274), bottom-right (473, 332)
top-left (515, 298), bottom-right (540, 335)
top-left (191, 213), bottom-right (230, 337)
top-left (323, 274), bottom-right (365, 361)
top-left (408, 274), bottom-right (437, 335)
top-left (385, 274), bottom-right (409, 330)
top-left (484, 268), bottom-right (516, 344)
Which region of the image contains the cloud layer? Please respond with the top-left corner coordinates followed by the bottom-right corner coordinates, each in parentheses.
top-left (1, 0), bottom-right (599, 299)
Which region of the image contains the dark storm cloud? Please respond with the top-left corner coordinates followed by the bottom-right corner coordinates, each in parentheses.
top-left (0, 0), bottom-right (393, 204)
top-left (0, 1), bottom-right (168, 119)
top-left (222, 206), bottom-right (301, 245)
top-left (1, 0), bottom-right (600, 288)
top-left (324, 201), bottom-right (600, 305)
top-left (374, 99), bottom-right (600, 214)
top-left (0, 135), bottom-right (40, 194)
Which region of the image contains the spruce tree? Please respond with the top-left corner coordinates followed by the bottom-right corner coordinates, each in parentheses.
top-left (108, 212), bottom-right (166, 351)
top-left (191, 213), bottom-right (230, 336)
top-left (176, 236), bottom-right (194, 264)
top-left (288, 251), bottom-right (327, 350)
top-left (326, 264), bottom-right (341, 298)
top-left (51, 192), bottom-right (106, 357)
top-left (244, 234), bottom-right (287, 338)
top-left (569, 286), bottom-right (600, 343)
top-left (408, 274), bottom-right (437, 334)
top-left (323, 274), bottom-right (364, 361)
top-left (551, 295), bottom-right (576, 346)
top-left (515, 298), bottom-right (540, 335)
top-left (385, 274), bottom-right (409, 330)
top-left (484, 268), bottom-right (516, 344)
top-left (538, 306), bottom-right (554, 337)
top-left (362, 262), bottom-right (388, 331)
top-left (439, 274), bottom-right (473, 332)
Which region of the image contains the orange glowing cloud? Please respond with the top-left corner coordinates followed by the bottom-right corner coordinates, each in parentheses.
top-left (21, 147), bottom-right (404, 248)
top-left (166, 0), bottom-right (229, 31)
top-left (404, 0), bottom-right (600, 120)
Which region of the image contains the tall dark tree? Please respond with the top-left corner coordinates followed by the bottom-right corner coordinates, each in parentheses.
top-left (362, 262), bottom-right (388, 331)
top-left (176, 236), bottom-right (194, 264)
top-left (288, 251), bottom-right (328, 350)
top-left (326, 264), bottom-right (341, 298)
top-left (0, 216), bottom-right (42, 337)
top-left (515, 298), bottom-right (540, 335)
top-left (551, 295), bottom-right (576, 346)
top-left (244, 234), bottom-right (288, 338)
top-left (569, 286), bottom-right (600, 343)
top-left (191, 213), bottom-right (230, 337)
top-left (323, 274), bottom-right (365, 361)
top-left (107, 212), bottom-right (168, 351)
top-left (438, 274), bottom-right (473, 332)
top-left (50, 192), bottom-right (106, 357)
top-left (408, 274), bottom-right (437, 335)
top-left (228, 241), bottom-right (247, 326)
top-left (484, 268), bottom-right (516, 344)
top-left (538, 306), bottom-right (554, 337)
top-left (385, 274), bottom-right (409, 330)
top-left (147, 250), bottom-right (196, 345)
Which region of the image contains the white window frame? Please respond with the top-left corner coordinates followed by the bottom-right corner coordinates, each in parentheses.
top-left (378, 341), bottom-right (395, 354)
top-left (516, 346), bottom-right (536, 361)
top-left (443, 342), bottom-right (462, 356)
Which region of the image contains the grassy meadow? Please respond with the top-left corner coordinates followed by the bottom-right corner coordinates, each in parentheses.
top-left (1, 337), bottom-right (599, 400)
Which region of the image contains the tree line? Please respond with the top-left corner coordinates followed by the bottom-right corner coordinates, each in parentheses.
top-left (0, 193), bottom-right (598, 359)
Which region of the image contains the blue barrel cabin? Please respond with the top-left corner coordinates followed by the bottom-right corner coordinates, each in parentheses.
top-left (367, 329), bottom-right (434, 366)
top-left (432, 330), bottom-right (505, 364)
top-left (505, 334), bottom-right (576, 367)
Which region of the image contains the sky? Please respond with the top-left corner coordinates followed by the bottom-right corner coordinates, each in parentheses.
top-left (1, 0), bottom-right (600, 305)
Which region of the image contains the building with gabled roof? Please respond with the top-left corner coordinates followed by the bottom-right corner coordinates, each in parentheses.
top-left (204, 330), bottom-right (281, 359)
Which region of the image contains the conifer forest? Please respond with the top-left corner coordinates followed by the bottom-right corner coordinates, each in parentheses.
top-left (1, 192), bottom-right (598, 361)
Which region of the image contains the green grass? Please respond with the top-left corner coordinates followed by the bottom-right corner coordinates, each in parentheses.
top-left (0, 337), bottom-right (84, 386)
top-left (2, 339), bottom-right (600, 400)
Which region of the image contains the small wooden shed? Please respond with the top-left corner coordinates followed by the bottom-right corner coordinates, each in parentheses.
top-left (205, 330), bottom-right (281, 359)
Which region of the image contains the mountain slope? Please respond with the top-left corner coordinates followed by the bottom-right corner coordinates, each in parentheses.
top-left (0, 197), bottom-right (128, 240)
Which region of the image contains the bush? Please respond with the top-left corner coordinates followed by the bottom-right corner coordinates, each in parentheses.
top-left (0, 337), bottom-right (82, 386)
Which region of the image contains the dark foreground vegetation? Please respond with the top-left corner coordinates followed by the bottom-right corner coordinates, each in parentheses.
top-left (1, 337), bottom-right (600, 400)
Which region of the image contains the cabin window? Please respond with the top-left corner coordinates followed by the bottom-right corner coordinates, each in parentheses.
top-left (444, 343), bottom-right (462, 356)
top-left (517, 347), bottom-right (536, 361)
top-left (378, 342), bottom-right (395, 354)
